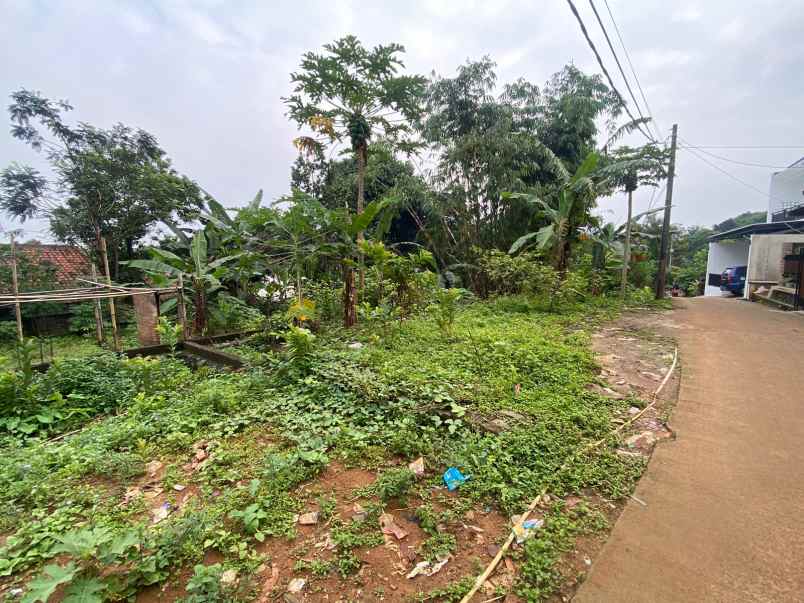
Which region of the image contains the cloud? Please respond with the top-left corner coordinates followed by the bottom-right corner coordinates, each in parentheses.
top-left (637, 49), bottom-right (694, 71)
top-left (2, 0), bottom-right (804, 237)
top-left (672, 6), bottom-right (703, 22)
top-left (718, 17), bottom-right (745, 42)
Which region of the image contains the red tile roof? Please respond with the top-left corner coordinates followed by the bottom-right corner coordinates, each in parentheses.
top-left (17, 244), bottom-right (92, 285)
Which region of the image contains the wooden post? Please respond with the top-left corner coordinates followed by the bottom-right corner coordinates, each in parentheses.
top-left (90, 264), bottom-right (105, 345)
top-left (176, 273), bottom-right (188, 340)
top-left (98, 236), bottom-right (121, 352)
top-left (655, 123), bottom-right (678, 299)
top-left (9, 233), bottom-right (24, 342)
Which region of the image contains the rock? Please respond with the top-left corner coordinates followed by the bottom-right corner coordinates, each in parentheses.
top-left (151, 502), bottom-right (171, 525)
top-left (486, 544), bottom-right (501, 557)
top-left (398, 541), bottom-right (417, 563)
top-left (380, 513), bottom-right (409, 540)
top-left (628, 406), bottom-right (641, 415)
top-left (564, 496), bottom-right (582, 509)
top-left (173, 484), bottom-right (186, 492)
top-left (123, 487), bottom-right (142, 504)
top-left (220, 569), bottom-right (238, 586)
top-left (408, 457), bottom-right (425, 477)
top-left (194, 448), bottom-right (208, 462)
top-left (464, 524), bottom-right (484, 534)
top-left (298, 511), bottom-right (319, 525)
top-left (465, 510), bottom-right (476, 521)
top-left (588, 383), bottom-right (626, 400)
top-left (625, 431), bottom-right (658, 448)
top-left (352, 503), bottom-right (367, 522)
top-left (287, 578), bottom-right (306, 594)
top-left (348, 342), bottom-right (363, 349)
top-left (145, 460), bottom-right (164, 477)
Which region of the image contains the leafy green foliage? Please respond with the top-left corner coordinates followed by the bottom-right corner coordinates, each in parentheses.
top-left (360, 467), bottom-right (416, 503)
top-left (430, 288), bottom-right (464, 336)
top-left (516, 502), bottom-right (608, 600)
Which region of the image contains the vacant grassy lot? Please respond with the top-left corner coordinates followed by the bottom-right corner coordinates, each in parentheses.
top-left (0, 296), bottom-right (653, 602)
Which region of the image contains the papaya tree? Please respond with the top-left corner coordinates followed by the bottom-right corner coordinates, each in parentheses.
top-left (283, 35), bottom-right (426, 326)
top-left (598, 144), bottom-right (668, 298)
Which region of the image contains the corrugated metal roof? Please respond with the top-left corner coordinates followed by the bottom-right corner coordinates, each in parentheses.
top-left (708, 220), bottom-right (804, 242)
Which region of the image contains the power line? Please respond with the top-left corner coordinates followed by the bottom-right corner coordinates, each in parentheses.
top-left (587, 0), bottom-right (651, 133)
top-left (678, 144), bottom-right (804, 150)
top-left (565, 0), bottom-right (655, 143)
top-left (678, 145), bottom-right (804, 169)
top-left (601, 0), bottom-right (663, 140)
top-left (679, 145), bottom-right (793, 205)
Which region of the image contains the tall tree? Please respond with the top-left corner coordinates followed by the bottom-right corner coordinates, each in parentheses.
top-left (598, 143), bottom-right (667, 298)
top-left (283, 36), bottom-right (426, 326)
top-left (421, 61), bottom-right (624, 262)
top-left (0, 90), bottom-right (203, 277)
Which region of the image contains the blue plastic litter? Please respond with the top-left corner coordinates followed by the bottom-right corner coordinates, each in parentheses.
top-left (443, 467), bottom-right (469, 491)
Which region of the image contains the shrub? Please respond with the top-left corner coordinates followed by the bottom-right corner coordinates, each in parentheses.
top-left (430, 288), bottom-right (465, 336)
top-left (209, 294), bottom-right (264, 334)
top-left (0, 321), bottom-right (19, 342)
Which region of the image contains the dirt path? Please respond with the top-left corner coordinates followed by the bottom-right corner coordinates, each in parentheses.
top-left (575, 298), bottom-right (804, 602)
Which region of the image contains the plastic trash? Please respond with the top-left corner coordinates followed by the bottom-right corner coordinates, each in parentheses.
top-left (513, 517), bottom-right (544, 544)
top-left (443, 467), bottom-right (469, 491)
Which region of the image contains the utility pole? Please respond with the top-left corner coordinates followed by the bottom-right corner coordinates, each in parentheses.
top-left (9, 233), bottom-right (24, 342)
top-left (655, 123), bottom-right (678, 299)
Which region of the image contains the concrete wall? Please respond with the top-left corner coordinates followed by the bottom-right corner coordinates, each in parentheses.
top-left (768, 160), bottom-right (804, 220)
top-left (746, 233), bottom-right (804, 286)
top-left (704, 239), bottom-right (750, 296)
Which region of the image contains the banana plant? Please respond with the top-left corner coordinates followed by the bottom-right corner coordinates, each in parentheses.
top-left (505, 152), bottom-right (601, 272)
top-left (128, 231), bottom-right (241, 334)
top-left (589, 206), bottom-right (668, 272)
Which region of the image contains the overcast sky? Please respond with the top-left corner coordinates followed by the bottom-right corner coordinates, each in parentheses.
top-left (2, 0), bottom-right (804, 242)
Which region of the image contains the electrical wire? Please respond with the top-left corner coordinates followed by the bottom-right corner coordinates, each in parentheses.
top-left (587, 0), bottom-right (651, 134)
top-left (678, 144), bottom-right (804, 168)
top-left (565, 0), bottom-right (655, 143)
top-left (602, 0), bottom-right (663, 140)
top-left (680, 145), bottom-right (796, 207)
top-left (678, 145), bottom-right (804, 150)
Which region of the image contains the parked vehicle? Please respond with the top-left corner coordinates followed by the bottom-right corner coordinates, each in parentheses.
top-left (721, 265), bottom-right (747, 296)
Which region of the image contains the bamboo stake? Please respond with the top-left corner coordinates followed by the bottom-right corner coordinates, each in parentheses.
top-left (90, 265), bottom-right (105, 345)
top-left (9, 233), bottom-right (24, 342)
top-left (98, 237), bottom-right (121, 352)
top-left (459, 349), bottom-right (679, 603)
top-left (176, 273), bottom-right (188, 340)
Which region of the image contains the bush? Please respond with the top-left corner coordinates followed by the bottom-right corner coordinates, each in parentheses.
top-left (209, 294), bottom-right (264, 334)
top-left (68, 303), bottom-right (103, 334)
top-left (475, 249), bottom-right (555, 297)
top-left (0, 321), bottom-right (19, 342)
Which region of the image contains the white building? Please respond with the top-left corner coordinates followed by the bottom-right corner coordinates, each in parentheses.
top-left (704, 159), bottom-right (804, 309)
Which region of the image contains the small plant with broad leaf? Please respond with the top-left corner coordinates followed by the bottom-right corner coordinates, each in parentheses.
top-left (156, 317), bottom-right (182, 355)
top-left (430, 288), bottom-right (463, 336)
top-left (21, 527), bottom-right (139, 603)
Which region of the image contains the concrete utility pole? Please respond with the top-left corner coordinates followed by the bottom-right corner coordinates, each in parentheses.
top-left (655, 123), bottom-right (678, 299)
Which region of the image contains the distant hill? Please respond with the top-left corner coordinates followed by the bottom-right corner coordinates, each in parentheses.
top-left (712, 210), bottom-right (766, 233)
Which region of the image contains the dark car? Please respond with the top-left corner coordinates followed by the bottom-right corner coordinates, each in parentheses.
top-left (720, 265), bottom-right (747, 296)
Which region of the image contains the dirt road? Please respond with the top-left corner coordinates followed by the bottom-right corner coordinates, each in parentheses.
top-left (575, 298), bottom-right (804, 602)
